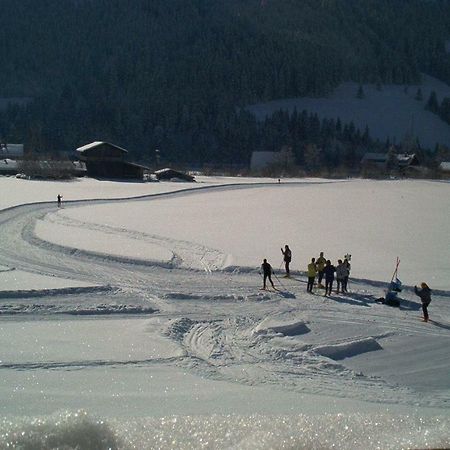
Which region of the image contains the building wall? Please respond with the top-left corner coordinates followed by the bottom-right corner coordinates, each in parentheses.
top-left (85, 161), bottom-right (143, 179)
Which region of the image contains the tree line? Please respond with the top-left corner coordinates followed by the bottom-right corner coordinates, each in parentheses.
top-left (0, 0), bottom-right (450, 167)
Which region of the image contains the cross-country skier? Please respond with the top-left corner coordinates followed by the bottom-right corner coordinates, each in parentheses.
top-left (261, 258), bottom-right (275, 290)
top-left (323, 260), bottom-right (336, 296)
top-left (307, 257), bottom-right (317, 292)
top-left (281, 245), bottom-right (292, 277)
top-left (316, 252), bottom-right (326, 287)
top-left (57, 194), bottom-right (63, 207)
top-left (414, 282), bottom-right (432, 322)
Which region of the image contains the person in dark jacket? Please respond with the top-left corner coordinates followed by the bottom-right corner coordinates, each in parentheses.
top-left (261, 259), bottom-right (275, 290)
top-left (281, 245), bottom-right (292, 277)
top-left (323, 260), bottom-right (336, 296)
top-left (414, 282), bottom-right (432, 322)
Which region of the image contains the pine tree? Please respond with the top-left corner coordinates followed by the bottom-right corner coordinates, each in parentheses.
top-left (415, 88), bottom-right (423, 101)
top-left (425, 91), bottom-right (439, 113)
top-left (356, 84), bottom-right (365, 99)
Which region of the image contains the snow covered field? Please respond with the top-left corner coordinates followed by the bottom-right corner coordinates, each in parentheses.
top-left (0, 177), bottom-right (449, 449)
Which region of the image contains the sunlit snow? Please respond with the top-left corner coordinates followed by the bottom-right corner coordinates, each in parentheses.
top-left (0, 176), bottom-right (449, 449)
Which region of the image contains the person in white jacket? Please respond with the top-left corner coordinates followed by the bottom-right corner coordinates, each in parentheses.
top-left (336, 259), bottom-right (348, 294)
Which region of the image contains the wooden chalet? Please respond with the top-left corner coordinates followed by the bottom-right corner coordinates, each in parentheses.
top-left (76, 141), bottom-right (149, 179)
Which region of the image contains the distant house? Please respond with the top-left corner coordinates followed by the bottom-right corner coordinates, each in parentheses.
top-left (396, 153), bottom-right (420, 168)
top-left (361, 152), bottom-right (420, 173)
top-left (154, 168), bottom-right (195, 182)
top-left (439, 162), bottom-right (450, 177)
top-left (250, 151), bottom-right (279, 171)
top-left (0, 143), bottom-right (24, 159)
top-left (76, 141), bottom-right (149, 179)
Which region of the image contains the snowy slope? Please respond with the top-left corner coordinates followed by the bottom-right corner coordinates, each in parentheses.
top-left (248, 75), bottom-right (450, 149)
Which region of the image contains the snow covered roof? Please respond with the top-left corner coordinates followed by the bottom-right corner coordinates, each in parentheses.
top-left (361, 153), bottom-right (419, 166)
top-left (154, 168), bottom-right (195, 182)
top-left (396, 153), bottom-right (419, 166)
top-left (76, 141), bottom-right (128, 154)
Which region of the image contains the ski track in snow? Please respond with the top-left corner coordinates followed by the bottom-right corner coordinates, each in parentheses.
top-left (39, 209), bottom-right (229, 272)
top-left (0, 182), bottom-right (449, 411)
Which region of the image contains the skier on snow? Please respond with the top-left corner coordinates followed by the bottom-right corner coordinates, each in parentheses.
top-left (261, 258), bottom-right (275, 290)
top-left (281, 245), bottom-right (292, 277)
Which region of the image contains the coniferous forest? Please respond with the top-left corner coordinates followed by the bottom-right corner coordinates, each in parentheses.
top-left (1, 0), bottom-right (450, 171)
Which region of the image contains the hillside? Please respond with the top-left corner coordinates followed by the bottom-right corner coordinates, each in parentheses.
top-left (1, 0), bottom-right (450, 165)
top-left (248, 74), bottom-right (450, 149)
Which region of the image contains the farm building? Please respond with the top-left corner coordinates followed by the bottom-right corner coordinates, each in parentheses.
top-left (154, 168), bottom-right (195, 182)
top-left (439, 162), bottom-right (450, 177)
top-left (76, 141), bottom-right (149, 179)
top-left (361, 152), bottom-right (420, 173)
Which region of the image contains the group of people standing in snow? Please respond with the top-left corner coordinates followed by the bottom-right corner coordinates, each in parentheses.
top-left (307, 252), bottom-right (351, 295)
top-left (261, 247), bottom-right (351, 296)
top-left (261, 246), bottom-right (433, 323)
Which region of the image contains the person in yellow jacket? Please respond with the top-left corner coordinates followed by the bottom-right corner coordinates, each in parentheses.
top-left (316, 252), bottom-right (326, 287)
top-left (307, 257), bottom-right (317, 293)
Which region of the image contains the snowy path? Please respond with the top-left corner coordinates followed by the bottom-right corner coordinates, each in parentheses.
top-left (0, 180), bottom-right (449, 448)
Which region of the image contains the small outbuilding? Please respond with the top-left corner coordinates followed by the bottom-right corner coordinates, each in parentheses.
top-left (439, 162), bottom-right (450, 178)
top-left (76, 141), bottom-right (149, 179)
top-left (154, 168), bottom-right (195, 182)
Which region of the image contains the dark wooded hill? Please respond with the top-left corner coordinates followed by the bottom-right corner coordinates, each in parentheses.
top-left (1, 0), bottom-right (450, 170)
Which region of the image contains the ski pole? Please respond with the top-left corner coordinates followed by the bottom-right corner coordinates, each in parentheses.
top-left (273, 272), bottom-right (287, 291)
